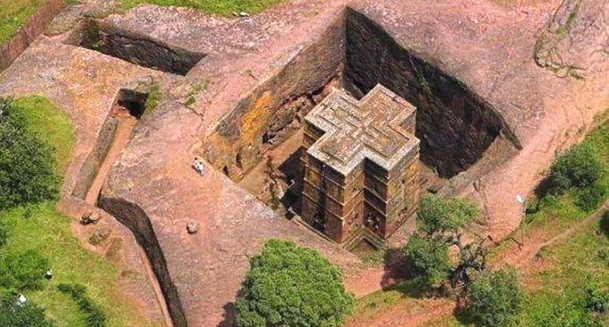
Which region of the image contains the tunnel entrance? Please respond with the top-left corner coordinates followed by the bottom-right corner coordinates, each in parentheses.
top-left (72, 89), bottom-right (148, 204)
top-left (66, 19), bottom-right (206, 76)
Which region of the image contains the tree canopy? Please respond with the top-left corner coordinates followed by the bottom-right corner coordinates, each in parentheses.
top-left (404, 195), bottom-right (484, 288)
top-left (0, 97), bottom-right (59, 211)
top-left (464, 267), bottom-right (525, 327)
top-left (417, 194), bottom-right (480, 236)
top-left (549, 144), bottom-right (602, 192)
top-left (0, 249), bottom-right (48, 291)
top-left (235, 239), bottom-right (354, 327)
top-left (0, 294), bottom-right (54, 327)
top-left (404, 234), bottom-right (451, 284)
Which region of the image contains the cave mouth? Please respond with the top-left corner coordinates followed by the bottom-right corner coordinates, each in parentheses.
top-left (116, 89), bottom-right (148, 119)
top-left (66, 19), bottom-right (206, 76)
top-left (72, 88), bottom-right (149, 204)
top-left (201, 7), bottom-right (516, 189)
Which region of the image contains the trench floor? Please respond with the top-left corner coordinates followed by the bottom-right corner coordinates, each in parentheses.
top-left (85, 108), bottom-right (138, 205)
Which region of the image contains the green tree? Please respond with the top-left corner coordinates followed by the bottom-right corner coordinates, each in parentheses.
top-left (235, 239), bottom-right (354, 327)
top-left (549, 144), bottom-right (602, 192)
top-left (0, 294), bottom-right (54, 327)
top-left (464, 267), bottom-right (525, 327)
top-left (0, 97), bottom-right (59, 211)
top-left (417, 194), bottom-right (479, 235)
top-left (404, 195), bottom-right (485, 288)
top-left (403, 234), bottom-right (451, 284)
top-left (0, 249), bottom-right (48, 290)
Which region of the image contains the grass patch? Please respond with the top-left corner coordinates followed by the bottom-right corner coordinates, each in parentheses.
top-left (120, 0), bottom-right (283, 16)
top-left (0, 0), bottom-right (49, 43)
top-left (0, 95), bottom-right (153, 326)
top-left (519, 221), bottom-right (609, 327)
top-left (11, 95), bottom-right (75, 174)
top-left (0, 205), bottom-right (152, 327)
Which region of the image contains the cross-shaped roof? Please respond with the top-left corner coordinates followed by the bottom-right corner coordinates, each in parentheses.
top-left (305, 84), bottom-right (419, 175)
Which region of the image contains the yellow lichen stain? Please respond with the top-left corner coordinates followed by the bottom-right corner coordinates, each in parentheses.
top-left (240, 91), bottom-right (274, 145)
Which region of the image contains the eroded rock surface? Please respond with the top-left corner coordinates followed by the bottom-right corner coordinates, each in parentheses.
top-left (1, 0), bottom-right (607, 326)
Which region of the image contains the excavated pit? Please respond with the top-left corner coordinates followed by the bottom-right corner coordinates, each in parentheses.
top-left (202, 8), bottom-right (516, 186)
top-left (67, 19), bottom-right (206, 76)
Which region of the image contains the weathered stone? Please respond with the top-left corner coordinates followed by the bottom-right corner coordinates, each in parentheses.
top-left (81, 211), bottom-right (101, 225)
top-left (88, 228), bottom-right (112, 246)
top-left (186, 220), bottom-right (199, 234)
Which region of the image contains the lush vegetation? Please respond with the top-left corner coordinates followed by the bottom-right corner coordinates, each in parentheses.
top-left (58, 284), bottom-right (107, 327)
top-left (0, 0), bottom-right (48, 43)
top-left (0, 97), bottom-right (60, 211)
top-left (121, 0), bottom-right (283, 16)
top-left (462, 267), bottom-right (525, 327)
top-left (404, 194), bottom-right (486, 288)
top-left (533, 120), bottom-right (607, 214)
top-left (0, 294), bottom-right (53, 327)
top-left (235, 239), bottom-right (354, 327)
top-left (0, 96), bottom-right (151, 326)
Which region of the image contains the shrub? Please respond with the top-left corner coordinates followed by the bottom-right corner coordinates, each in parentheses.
top-left (235, 239), bottom-right (354, 327)
top-left (573, 183), bottom-right (606, 212)
top-left (549, 144), bottom-right (602, 192)
top-left (0, 249), bottom-right (48, 290)
top-left (0, 97), bottom-right (59, 211)
top-left (583, 285), bottom-right (609, 313)
top-left (0, 294), bottom-right (54, 327)
top-left (464, 267), bottom-right (524, 327)
top-left (58, 283), bottom-right (107, 327)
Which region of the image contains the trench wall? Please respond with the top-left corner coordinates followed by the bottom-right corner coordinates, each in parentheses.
top-left (67, 19), bottom-right (206, 76)
top-left (0, 0), bottom-right (66, 71)
top-left (97, 196), bottom-right (188, 327)
top-left (345, 8), bottom-right (515, 178)
top-left (72, 116), bottom-right (118, 199)
top-left (201, 14), bottom-right (346, 180)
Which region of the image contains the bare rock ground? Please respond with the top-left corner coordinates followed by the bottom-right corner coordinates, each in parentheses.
top-left (0, 0), bottom-right (607, 326)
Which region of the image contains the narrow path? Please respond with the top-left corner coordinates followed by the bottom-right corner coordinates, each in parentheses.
top-left (511, 200), bottom-right (608, 269)
top-left (85, 113), bottom-right (137, 204)
top-left (346, 201), bottom-right (607, 327)
top-left (136, 244), bottom-right (174, 327)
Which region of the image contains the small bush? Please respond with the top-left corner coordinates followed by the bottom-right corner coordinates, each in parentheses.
top-left (584, 285), bottom-right (609, 313)
top-left (58, 283), bottom-right (107, 327)
top-left (549, 144), bottom-right (602, 193)
top-left (573, 183), bottom-right (606, 212)
top-left (0, 294), bottom-right (54, 327)
top-left (0, 249), bottom-right (48, 290)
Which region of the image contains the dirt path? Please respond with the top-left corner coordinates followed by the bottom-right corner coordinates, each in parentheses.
top-left (509, 200), bottom-right (608, 269)
top-left (84, 113), bottom-right (137, 205)
top-left (345, 201), bottom-right (607, 327)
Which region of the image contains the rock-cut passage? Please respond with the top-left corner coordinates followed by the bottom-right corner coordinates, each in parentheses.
top-left (72, 89), bottom-right (147, 204)
top-left (67, 19), bottom-right (206, 76)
